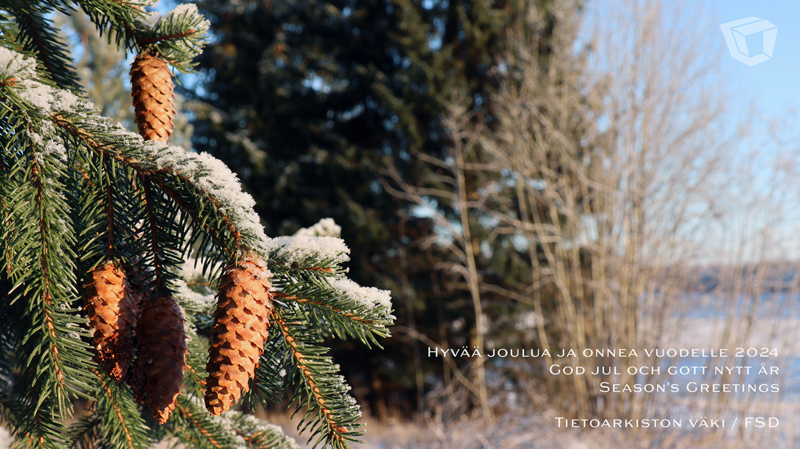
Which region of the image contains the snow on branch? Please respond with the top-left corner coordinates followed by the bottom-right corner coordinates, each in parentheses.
top-left (274, 276), bottom-right (394, 345)
top-left (0, 47), bottom-right (88, 114)
top-left (268, 235), bottom-right (350, 266)
top-left (173, 278), bottom-right (216, 314)
top-left (0, 47), bottom-right (37, 80)
top-left (74, 0), bottom-right (207, 73)
top-left (0, 53), bottom-right (263, 260)
top-left (54, 111), bottom-right (270, 255)
top-left (222, 410), bottom-right (301, 449)
top-left (294, 218), bottom-right (342, 238)
top-left (134, 3), bottom-right (209, 71)
top-left (329, 278), bottom-right (393, 313)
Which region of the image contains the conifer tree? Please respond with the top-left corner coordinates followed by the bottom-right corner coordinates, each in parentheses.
top-left (0, 2), bottom-right (393, 448)
top-left (180, 0), bottom-right (519, 415)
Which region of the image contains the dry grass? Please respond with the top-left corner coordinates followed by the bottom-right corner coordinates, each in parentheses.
top-left (262, 404), bottom-right (799, 449)
top-left (1, 401), bottom-right (796, 449)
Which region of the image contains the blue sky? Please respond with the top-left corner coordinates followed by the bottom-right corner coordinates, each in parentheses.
top-left (715, 1), bottom-right (800, 115)
top-left (578, 0), bottom-right (800, 261)
top-left (713, 1), bottom-right (800, 260)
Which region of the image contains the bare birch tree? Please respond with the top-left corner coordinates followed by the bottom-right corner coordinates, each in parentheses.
top-left (380, 104), bottom-right (493, 422)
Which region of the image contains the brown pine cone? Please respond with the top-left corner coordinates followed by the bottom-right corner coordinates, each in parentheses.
top-left (84, 261), bottom-right (138, 381)
top-left (130, 295), bottom-right (187, 424)
top-left (205, 253), bottom-right (272, 415)
top-left (130, 50), bottom-right (175, 143)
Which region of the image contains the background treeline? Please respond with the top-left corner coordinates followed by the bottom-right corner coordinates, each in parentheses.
top-left (61, 0), bottom-right (799, 442)
top-left (178, 0), bottom-right (579, 422)
top-left (178, 0), bottom-right (551, 421)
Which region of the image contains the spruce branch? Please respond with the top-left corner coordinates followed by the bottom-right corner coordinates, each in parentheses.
top-left (0, 39), bottom-right (396, 448)
top-left (0, 108), bottom-right (26, 276)
top-left (67, 372), bottom-right (152, 449)
top-left (12, 5), bottom-right (82, 93)
top-left (0, 15), bottom-right (22, 57)
top-left (103, 156), bottom-right (115, 258)
top-left (169, 396), bottom-right (243, 449)
top-left (51, 112), bottom-right (263, 261)
top-left (276, 293), bottom-right (389, 348)
top-left (140, 176), bottom-right (171, 290)
top-left (182, 328), bottom-right (209, 396)
top-left (73, 0), bottom-right (147, 53)
top-left (275, 314), bottom-right (364, 449)
top-left (268, 235), bottom-right (350, 268)
top-left (4, 126), bottom-right (95, 421)
top-left (66, 414), bottom-right (101, 449)
top-left (93, 370), bottom-right (151, 449)
top-left (226, 411), bottom-right (300, 449)
top-left (0, 273), bottom-right (21, 387)
top-left (13, 399), bottom-right (68, 449)
top-left (0, 393), bottom-right (24, 444)
top-left (66, 135), bottom-right (110, 272)
top-left (134, 5), bottom-right (209, 73)
top-left (245, 330), bottom-right (292, 407)
top-left (272, 277), bottom-right (393, 348)
top-left (74, 1), bottom-right (208, 73)
top-left (0, 1), bottom-right (68, 12)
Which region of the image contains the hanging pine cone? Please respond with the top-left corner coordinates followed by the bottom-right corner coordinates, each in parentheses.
top-left (130, 295), bottom-right (187, 424)
top-left (130, 50), bottom-right (175, 143)
top-left (84, 261), bottom-right (138, 381)
top-left (205, 253), bottom-right (272, 415)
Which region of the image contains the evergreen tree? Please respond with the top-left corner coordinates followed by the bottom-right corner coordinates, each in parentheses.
top-left (180, 0), bottom-right (519, 415)
top-left (0, 2), bottom-right (393, 448)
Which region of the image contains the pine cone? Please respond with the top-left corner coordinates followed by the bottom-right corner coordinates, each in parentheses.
top-left (84, 261), bottom-right (138, 381)
top-left (130, 51), bottom-right (175, 143)
top-left (205, 253), bottom-right (272, 415)
top-left (130, 295), bottom-right (187, 424)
